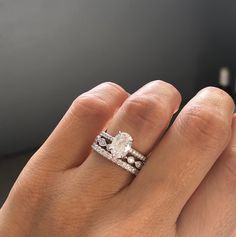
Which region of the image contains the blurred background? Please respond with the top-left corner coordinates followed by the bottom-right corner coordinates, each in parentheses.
top-left (1, 0), bottom-right (236, 205)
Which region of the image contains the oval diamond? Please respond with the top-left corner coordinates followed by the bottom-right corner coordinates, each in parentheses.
top-left (109, 132), bottom-right (133, 159)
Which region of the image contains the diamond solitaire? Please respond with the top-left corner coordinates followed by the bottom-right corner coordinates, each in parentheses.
top-left (109, 132), bottom-right (133, 159)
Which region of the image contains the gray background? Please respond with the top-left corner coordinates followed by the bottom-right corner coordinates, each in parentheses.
top-left (1, 0), bottom-right (236, 204)
top-left (0, 0), bottom-right (208, 156)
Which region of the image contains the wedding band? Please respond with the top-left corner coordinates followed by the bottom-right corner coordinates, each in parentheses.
top-left (91, 131), bottom-right (147, 175)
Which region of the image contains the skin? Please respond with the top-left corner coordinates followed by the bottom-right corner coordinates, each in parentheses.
top-left (0, 80), bottom-right (236, 237)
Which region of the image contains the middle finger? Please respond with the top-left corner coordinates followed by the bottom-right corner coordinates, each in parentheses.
top-left (130, 87), bottom-right (234, 222)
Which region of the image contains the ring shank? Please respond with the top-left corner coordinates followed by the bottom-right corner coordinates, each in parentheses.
top-left (92, 143), bottom-right (138, 175)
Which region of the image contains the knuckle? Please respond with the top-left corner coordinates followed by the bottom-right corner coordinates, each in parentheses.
top-left (151, 80), bottom-right (182, 99)
top-left (179, 105), bottom-right (230, 144)
top-left (152, 79), bottom-right (173, 88)
top-left (200, 86), bottom-right (235, 107)
top-left (123, 96), bottom-right (168, 128)
top-left (70, 94), bottom-right (110, 119)
top-left (70, 82), bottom-right (127, 120)
top-left (152, 79), bottom-right (171, 87)
top-left (156, 80), bottom-right (180, 92)
top-left (101, 81), bottom-right (126, 95)
top-left (202, 86), bottom-right (229, 97)
top-left (99, 81), bottom-right (128, 102)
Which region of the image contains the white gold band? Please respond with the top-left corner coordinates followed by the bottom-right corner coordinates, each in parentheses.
top-left (91, 143), bottom-right (139, 175)
top-left (91, 131), bottom-right (147, 175)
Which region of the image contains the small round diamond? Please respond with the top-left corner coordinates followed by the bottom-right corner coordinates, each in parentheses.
top-left (135, 161), bottom-right (142, 169)
top-left (96, 135), bottom-right (101, 142)
top-left (106, 144), bottom-right (111, 151)
top-left (98, 138), bottom-right (107, 147)
top-left (127, 156), bottom-right (135, 164)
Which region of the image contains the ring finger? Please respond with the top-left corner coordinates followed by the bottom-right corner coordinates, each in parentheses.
top-left (78, 80), bottom-right (182, 194)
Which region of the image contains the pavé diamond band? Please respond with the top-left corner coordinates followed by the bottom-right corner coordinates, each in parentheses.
top-left (91, 131), bottom-right (147, 175)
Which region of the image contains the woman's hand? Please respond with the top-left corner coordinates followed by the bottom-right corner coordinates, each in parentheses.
top-left (0, 81), bottom-right (236, 237)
